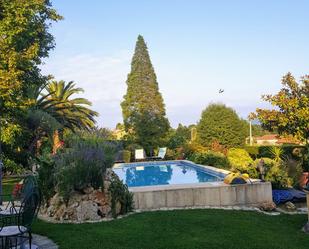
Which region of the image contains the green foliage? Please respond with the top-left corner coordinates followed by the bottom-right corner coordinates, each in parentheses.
top-left (197, 104), bottom-right (247, 148)
top-left (121, 35), bottom-right (170, 153)
top-left (264, 162), bottom-right (291, 189)
top-left (190, 127), bottom-right (197, 142)
top-left (42, 80), bottom-right (98, 132)
top-left (2, 157), bottom-right (25, 175)
top-left (122, 150), bottom-right (131, 163)
top-left (167, 124), bottom-right (191, 149)
top-left (227, 148), bottom-right (254, 173)
top-left (267, 146), bottom-right (284, 162)
top-left (115, 150), bottom-right (131, 163)
top-left (284, 157), bottom-right (303, 188)
top-left (50, 140), bottom-right (117, 202)
top-left (251, 157), bottom-right (301, 189)
top-left (255, 73), bottom-right (309, 142)
top-left (37, 155), bottom-right (56, 202)
top-left (182, 142), bottom-right (208, 159)
top-left (37, 131), bottom-right (132, 214)
top-left (244, 146), bottom-right (259, 159)
top-left (189, 151), bottom-right (230, 169)
top-left (0, 0), bottom-right (61, 164)
top-left (109, 173), bottom-right (134, 218)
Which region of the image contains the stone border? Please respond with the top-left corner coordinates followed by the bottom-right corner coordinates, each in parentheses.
top-left (38, 203), bottom-right (308, 224)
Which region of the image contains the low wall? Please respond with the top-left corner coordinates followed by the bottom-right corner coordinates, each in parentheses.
top-left (131, 181), bottom-right (273, 210)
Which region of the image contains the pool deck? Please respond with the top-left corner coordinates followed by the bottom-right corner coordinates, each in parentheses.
top-left (115, 160), bottom-right (273, 211)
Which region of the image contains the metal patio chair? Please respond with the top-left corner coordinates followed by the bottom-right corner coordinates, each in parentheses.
top-left (0, 176), bottom-right (38, 216)
top-left (0, 187), bottom-right (41, 248)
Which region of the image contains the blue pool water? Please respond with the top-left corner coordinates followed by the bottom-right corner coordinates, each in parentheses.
top-left (113, 161), bottom-right (224, 187)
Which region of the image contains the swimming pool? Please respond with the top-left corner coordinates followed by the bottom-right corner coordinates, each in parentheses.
top-left (113, 160), bottom-right (225, 187)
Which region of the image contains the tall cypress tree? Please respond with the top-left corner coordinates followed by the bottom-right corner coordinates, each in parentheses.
top-left (121, 35), bottom-right (170, 152)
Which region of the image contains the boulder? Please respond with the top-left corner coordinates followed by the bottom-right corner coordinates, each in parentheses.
top-left (76, 201), bottom-right (101, 221)
top-left (258, 202), bottom-right (276, 211)
top-left (285, 201), bottom-right (296, 211)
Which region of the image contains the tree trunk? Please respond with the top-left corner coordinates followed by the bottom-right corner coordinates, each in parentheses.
top-left (52, 130), bottom-right (62, 154)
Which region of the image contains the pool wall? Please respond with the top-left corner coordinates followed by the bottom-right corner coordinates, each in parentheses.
top-left (115, 160), bottom-right (273, 210)
top-left (131, 181), bottom-right (272, 210)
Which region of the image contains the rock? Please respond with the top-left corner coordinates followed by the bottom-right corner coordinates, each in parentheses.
top-left (99, 205), bottom-right (112, 217)
top-left (40, 167), bottom-right (128, 222)
top-left (285, 201), bottom-right (296, 211)
top-left (115, 201), bottom-right (122, 215)
top-left (54, 204), bottom-right (67, 221)
top-left (76, 201), bottom-right (101, 221)
top-left (258, 202), bottom-right (276, 211)
top-left (83, 187), bottom-right (94, 194)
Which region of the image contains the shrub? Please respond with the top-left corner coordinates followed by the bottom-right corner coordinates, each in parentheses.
top-left (182, 142), bottom-right (208, 159)
top-left (251, 158), bottom-right (276, 179)
top-left (244, 146), bottom-right (259, 159)
top-left (115, 150), bottom-right (131, 163)
top-left (227, 148), bottom-right (253, 172)
top-left (284, 157), bottom-right (303, 188)
top-left (264, 162), bottom-right (291, 189)
top-left (109, 173), bottom-right (134, 218)
top-left (165, 148), bottom-right (185, 160)
top-left (210, 140), bottom-right (228, 155)
top-left (53, 141), bottom-right (117, 201)
top-left (252, 157), bottom-right (300, 189)
top-left (197, 104), bottom-right (247, 148)
top-left (189, 151), bottom-right (230, 169)
top-left (37, 155), bottom-right (56, 202)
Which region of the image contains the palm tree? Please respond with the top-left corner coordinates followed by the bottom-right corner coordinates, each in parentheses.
top-left (27, 80), bottom-right (98, 154)
top-left (43, 80), bottom-right (98, 153)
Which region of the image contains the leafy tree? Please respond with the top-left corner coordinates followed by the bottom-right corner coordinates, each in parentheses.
top-left (254, 73), bottom-right (309, 143)
top-left (197, 103), bottom-right (247, 148)
top-left (121, 35), bottom-right (170, 152)
top-left (0, 0), bottom-right (61, 163)
top-left (167, 124), bottom-right (191, 149)
top-left (254, 73), bottom-right (309, 170)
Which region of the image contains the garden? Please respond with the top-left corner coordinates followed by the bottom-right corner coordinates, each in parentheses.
top-left (0, 1), bottom-right (309, 248)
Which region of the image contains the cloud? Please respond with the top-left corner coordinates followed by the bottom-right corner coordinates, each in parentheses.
top-left (41, 51), bottom-right (131, 128)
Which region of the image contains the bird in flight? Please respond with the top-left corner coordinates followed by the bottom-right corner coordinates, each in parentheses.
top-left (219, 89), bottom-right (224, 93)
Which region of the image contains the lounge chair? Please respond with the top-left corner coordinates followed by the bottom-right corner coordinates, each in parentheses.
top-left (150, 147), bottom-right (167, 160)
top-left (135, 149), bottom-right (146, 161)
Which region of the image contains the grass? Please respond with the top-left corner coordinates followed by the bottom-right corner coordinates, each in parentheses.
top-left (32, 209), bottom-right (309, 249)
top-left (3, 177), bottom-right (309, 249)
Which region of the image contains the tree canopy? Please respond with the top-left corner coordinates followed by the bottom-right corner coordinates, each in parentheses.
top-left (197, 103), bottom-right (247, 148)
top-left (254, 73), bottom-right (309, 142)
top-left (0, 0), bottom-right (62, 164)
top-left (121, 35), bottom-right (170, 152)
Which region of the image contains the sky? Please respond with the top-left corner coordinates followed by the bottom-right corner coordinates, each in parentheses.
top-left (41, 0), bottom-right (309, 129)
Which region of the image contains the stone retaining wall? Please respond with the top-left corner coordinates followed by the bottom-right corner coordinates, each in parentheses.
top-left (131, 181), bottom-right (272, 210)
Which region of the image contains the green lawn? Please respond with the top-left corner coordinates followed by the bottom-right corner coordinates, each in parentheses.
top-left (3, 177), bottom-right (309, 249)
top-left (33, 209), bottom-right (309, 249)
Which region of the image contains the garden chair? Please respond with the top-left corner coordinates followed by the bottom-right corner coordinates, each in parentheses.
top-left (0, 187), bottom-right (41, 249)
top-left (149, 147), bottom-right (167, 161)
top-left (0, 175), bottom-right (38, 216)
top-left (135, 149), bottom-right (146, 161)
